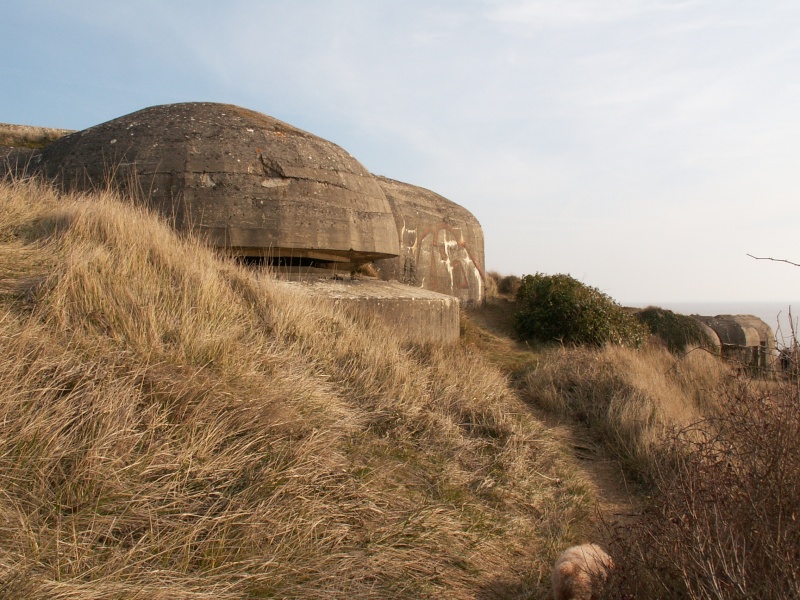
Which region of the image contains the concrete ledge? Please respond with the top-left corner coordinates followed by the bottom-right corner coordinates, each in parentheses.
top-left (283, 278), bottom-right (460, 344)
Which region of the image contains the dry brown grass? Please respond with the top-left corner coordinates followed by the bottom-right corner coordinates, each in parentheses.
top-left (519, 342), bottom-right (730, 477)
top-left (514, 329), bottom-right (800, 599)
top-left (484, 271), bottom-right (500, 300)
top-left (606, 375), bottom-right (800, 599)
top-left (0, 178), bottom-right (592, 599)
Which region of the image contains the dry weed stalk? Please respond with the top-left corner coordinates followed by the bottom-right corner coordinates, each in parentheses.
top-left (607, 375), bottom-right (800, 599)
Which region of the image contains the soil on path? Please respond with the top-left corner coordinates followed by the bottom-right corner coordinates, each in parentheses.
top-left (531, 409), bottom-right (643, 535)
top-left (462, 299), bottom-right (643, 538)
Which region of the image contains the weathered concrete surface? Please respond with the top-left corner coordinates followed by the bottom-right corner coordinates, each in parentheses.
top-left (284, 278), bottom-right (460, 344)
top-left (0, 123), bottom-right (73, 149)
top-left (373, 176), bottom-right (485, 306)
top-left (38, 103), bottom-right (399, 265)
top-left (695, 314), bottom-right (776, 369)
top-left (696, 321), bottom-right (722, 354)
top-left (735, 314), bottom-right (777, 369)
top-left (0, 146), bottom-right (43, 178)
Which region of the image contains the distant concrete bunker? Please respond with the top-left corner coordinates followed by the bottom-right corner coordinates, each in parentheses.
top-left (695, 314), bottom-right (775, 370)
top-left (3, 102), bottom-right (486, 343)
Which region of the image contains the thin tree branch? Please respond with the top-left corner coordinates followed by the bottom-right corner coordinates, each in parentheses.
top-left (746, 254), bottom-right (800, 268)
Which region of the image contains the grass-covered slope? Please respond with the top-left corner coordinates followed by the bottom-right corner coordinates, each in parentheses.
top-left (0, 179), bottom-right (591, 599)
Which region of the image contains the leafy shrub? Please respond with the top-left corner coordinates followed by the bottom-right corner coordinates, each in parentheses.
top-left (513, 273), bottom-right (648, 347)
top-left (635, 306), bottom-right (715, 354)
top-left (497, 274), bottom-right (521, 296)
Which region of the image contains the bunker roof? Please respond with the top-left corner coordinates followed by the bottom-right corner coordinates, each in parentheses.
top-left (39, 102), bottom-right (400, 265)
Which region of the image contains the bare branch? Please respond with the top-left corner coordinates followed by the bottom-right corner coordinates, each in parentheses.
top-left (746, 254), bottom-right (800, 268)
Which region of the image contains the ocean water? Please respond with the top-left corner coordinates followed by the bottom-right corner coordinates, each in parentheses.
top-left (630, 301), bottom-right (800, 347)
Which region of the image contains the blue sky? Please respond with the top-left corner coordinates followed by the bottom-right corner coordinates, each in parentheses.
top-left (3, 0), bottom-right (800, 303)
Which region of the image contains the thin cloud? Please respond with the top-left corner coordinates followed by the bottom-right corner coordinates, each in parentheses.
top-left (4, 0), bottom-right (800, 301)
top-left (485, 0), bottom-right (707, 27)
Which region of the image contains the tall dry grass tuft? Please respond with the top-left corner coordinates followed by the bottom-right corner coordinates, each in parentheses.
top-left (519, 331), bottom-right (800, 599)
top-left (0, 178), bottom-right (591, 598)
top-left (484, 271), bottom-right (500, 300)
top-left (607, 376), bottom-right (800, 599)
top-left (520, 342), bottom-right (729, 475)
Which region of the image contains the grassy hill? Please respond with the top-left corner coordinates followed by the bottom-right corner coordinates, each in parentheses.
top-left (0, 178), bottom-right (593, 599)
top-left (0, 123), bottom-right (73, 149)
top-left (5, 177), bottom-right (798, 599)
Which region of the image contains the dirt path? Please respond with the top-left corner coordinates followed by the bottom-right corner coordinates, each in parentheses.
top-left (532, 408), bottom-right (642, 534)
top-left (463, 301), bottom-right (643, 536)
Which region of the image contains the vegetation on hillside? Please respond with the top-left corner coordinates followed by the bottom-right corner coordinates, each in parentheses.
top-left (520, 342), bottom-right (725, 475)
top-left (486, 271), bottom-right (521, 299)
top-left (635, 305), bottom-right (715, 354)
top-left (0, 178), bottom-right (594, 599)
top-left (617, 378), bottom-right (800, 599)
top-left (0, 124), bottom-right (69, 149)
top-left (482, 271), bottom-right (800, 598)
top-left (523, 341), bottom-right (800, 598)
top-left (4, 179), bottom-right (798, 599)
top-left (513, 273), bottom-right (648, 348)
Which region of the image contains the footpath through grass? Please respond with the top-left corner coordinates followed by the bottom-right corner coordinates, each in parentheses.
top-left (474, 279), bottom-right (800, 599)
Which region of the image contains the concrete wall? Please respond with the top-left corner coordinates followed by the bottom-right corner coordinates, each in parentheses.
top-left (695, 314), bottom-right (776, 370)
top-left (373, 176), bottom-right (485, 306)
top-left (283, 278), bottom-right (460, 344)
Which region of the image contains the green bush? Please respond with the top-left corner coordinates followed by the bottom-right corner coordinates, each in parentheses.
top-left (513, 273), bottom-right (648, 347)
top-left (635, 306), bottom-right (714, 355)
top-left (497, 274), bottom-right (521, 296)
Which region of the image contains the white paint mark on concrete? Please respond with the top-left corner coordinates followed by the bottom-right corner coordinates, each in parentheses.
top-left (261, 179), bottom-right (290, 188)
top-left (200, 173), bottom-right (216, 188)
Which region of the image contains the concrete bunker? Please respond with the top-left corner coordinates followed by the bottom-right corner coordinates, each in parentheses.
top-left (2, 104), bottom-right (482, 344)
top-left (695, 314), bottom-right (776, 370)
top-left (36, 103), bottom-right (400, 270)
top-left (373, 176), bottom-right (485, 306)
